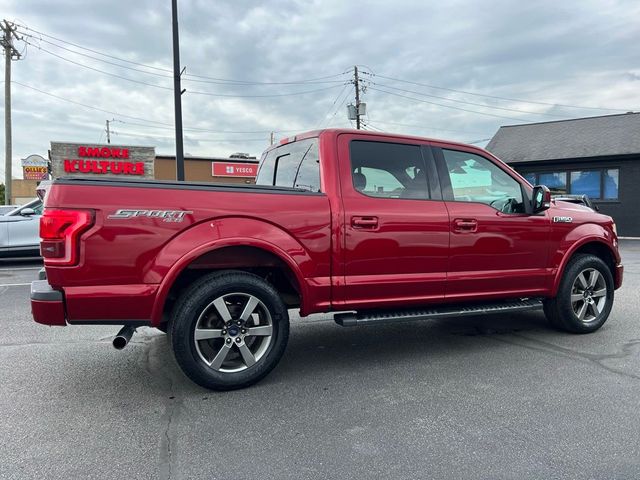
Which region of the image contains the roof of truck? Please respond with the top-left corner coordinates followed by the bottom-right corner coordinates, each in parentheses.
top-left (267, 128), bottom-right (486, 155)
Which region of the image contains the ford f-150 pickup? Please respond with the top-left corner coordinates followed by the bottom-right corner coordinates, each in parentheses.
top-left (31, 129), bottom-right (623, 390)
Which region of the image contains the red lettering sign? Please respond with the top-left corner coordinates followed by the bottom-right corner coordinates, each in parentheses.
top-left (76, 146), bottom-right (131, 159)
top-left (212, 162), bottom-right (258, 178)
top-left (62, 159), bottom-right (145, 176)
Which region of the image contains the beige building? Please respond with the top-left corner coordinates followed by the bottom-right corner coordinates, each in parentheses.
top-left (155, 154), bottom-right (259, 185)
top-left (9, 179), bottom-right (41, 204)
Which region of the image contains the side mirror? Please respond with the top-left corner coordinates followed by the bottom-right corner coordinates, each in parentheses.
top-left (20, 208), bottom-right (36, 216)
top-left (532, 185), bottom-right (551, 213)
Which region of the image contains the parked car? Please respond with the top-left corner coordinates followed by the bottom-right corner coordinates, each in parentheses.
top-left (553, 194), bottom-right (599, 211)
top-left (30, 129), bottom-right (623, 390)
top-left (0, 198), bottom-right (42, 256)
top-left (0, 205), bottom-right (18, 215)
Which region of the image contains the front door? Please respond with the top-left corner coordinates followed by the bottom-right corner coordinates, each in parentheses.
top-left (337, 133), bottom-right (449, 310)
top-left (433, 145), bottom-right (551, 301)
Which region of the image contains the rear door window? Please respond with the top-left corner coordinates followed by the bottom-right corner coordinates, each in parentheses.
top-left (256, 139), bottom-right (320, 192)
top-left (349, 140), bottom-right (429, 199)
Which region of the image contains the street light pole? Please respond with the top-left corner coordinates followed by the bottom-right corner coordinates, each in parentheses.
top-left (171, 0), bottom-right (185, 181)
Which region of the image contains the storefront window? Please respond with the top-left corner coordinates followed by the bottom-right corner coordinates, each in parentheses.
top-left (570, 171), bottom-right (601, 199)
top-left (515, 168), bottom-right (619, 201)
top-left (603, 169), bottom-right (619, 200)
top-left (538, 172), bottom-right (567, 194)
top-left (523, 173), bottom-right (537, 185)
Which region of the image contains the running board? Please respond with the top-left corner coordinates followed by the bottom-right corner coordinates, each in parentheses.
top-left (334, 299), bottom-right (543, 327)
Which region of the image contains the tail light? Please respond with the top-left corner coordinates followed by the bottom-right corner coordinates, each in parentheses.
top-left (40, 209), bottom-right (94, 265)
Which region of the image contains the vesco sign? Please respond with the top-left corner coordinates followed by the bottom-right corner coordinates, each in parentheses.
top-left (50, 142), bottom-right (155, 179)
top-left (212, 162), bottom-right (258, 178)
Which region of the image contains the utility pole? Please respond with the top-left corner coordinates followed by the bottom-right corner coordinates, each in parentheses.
top-left (105, 119), bottom-right (111, 144)
top-left (270, 131), bottom-right (274, 145)
top-left (2, 20), bottom-right (21, 205)
top-left (171, 0), bottom-right (185, 181)
top-left (354, 66), bottom-right (361, 130)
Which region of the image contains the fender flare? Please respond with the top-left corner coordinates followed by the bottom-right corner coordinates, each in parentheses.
top-left (550, 230), bottom-right (617, 297)
top-left (150, 237), bottom-right (308, 325)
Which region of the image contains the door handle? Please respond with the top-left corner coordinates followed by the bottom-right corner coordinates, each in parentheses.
top-left (351, 216), bottom-right (379, 229)
top-left (453, 218), bottom-right (478, 233)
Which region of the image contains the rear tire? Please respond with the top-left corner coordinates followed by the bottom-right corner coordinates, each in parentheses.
top-left (169, 270), bottom-right (289, 390)
top-left (543, 254), bottom-right (614, 333)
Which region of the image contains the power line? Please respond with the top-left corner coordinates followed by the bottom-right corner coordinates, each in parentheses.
top-left (316, 82), bottom-right (350, 128)
top-left (324, 85), bottom-right (353, 128)
top-left (12, 81), bottom-right (311, 134)
top-left (369, 86), bottom-right (539, 123)
top-left (15, 24), bottom-right (350, 86)
top-left (14, 81), bottom-right (174, 125)
top-left (22, 40), bottom-right (173, 90)
top-left (366, 119), bottom-right (490, 136)
top-left (467, 138), bottom-right (492, 145)
top-left (371, 81), bottom-right (566, 118)
top-left (360, 121), bottom-right (384, 132)
top-left (23, 38), bottom-right (348, 97)
top-left (367, 72), bottom-right (632, 112)
top-left (19, 31), bottom-right (172, 79)
top-left (19, 29), bottom-right (349, 87)
top-left (117, 120), bottom-right (303, 135)
top-left (112, 130), bottom-right (268, 143)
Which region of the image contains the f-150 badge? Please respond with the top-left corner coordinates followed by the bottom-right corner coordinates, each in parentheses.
top-left (553, 216), bottom-right (573, 223)
top-left (108, 209), bottom-right (193, 223)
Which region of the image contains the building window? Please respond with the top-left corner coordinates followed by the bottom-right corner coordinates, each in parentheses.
top-left (538, 172), bottom-right (567, 194)
top-left (571, 171), bottom-right (601, 198)
top-left (604, 169), bottom-right (619, 200)
top-left (523, 173), bottom-right (537, 185)
top-left (520, 168), bottom-right (619, 200)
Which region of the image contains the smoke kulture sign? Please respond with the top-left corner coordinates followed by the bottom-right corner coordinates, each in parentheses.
top-left (50, 142), bottom-right (155, 179)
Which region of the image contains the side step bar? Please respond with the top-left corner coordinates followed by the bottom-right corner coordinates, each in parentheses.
top-left (334, 299), bottom-right (543, 327)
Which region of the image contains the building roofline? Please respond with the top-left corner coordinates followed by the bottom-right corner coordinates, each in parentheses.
top-left (498, 111), bottom-right (638, 129)
top-left (155, 155), bottom-right (258, 163)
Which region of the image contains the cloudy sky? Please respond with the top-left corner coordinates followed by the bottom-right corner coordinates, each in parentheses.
top-left (2, 0), bottom-right (640, 180)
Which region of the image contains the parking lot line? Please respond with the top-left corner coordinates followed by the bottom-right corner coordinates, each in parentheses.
top-left (0, 283), bottom-right (32, 287)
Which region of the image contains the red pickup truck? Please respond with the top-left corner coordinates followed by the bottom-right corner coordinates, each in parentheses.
top-left (31, 129), bottom-right (623, 390)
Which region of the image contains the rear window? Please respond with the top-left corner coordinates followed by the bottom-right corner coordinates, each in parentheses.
top-left (255, 138), bottom-right (320, 192)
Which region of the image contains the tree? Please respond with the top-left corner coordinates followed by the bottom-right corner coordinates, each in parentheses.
top-left (0, 183), bottom-right (4, 205)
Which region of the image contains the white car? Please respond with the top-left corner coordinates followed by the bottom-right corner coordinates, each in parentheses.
top-left (0, 205), bottom-right (18, 215)
top-left (0, 198), bottom-right (42, 257)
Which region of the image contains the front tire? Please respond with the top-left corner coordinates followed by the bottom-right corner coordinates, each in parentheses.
top-left (544, 254), bottom-right (614, 333)
top-left (169, 270), bottom-right (289, 390)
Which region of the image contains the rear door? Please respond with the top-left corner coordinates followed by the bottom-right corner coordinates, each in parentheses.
top-left (337, 133), bottom-right (449, 310)
top-left (432, 145), bottom-right (550, 301)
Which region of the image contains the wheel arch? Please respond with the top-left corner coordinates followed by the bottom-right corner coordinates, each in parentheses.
top-left (148, 215), bottom-right (316, 327)
top-left (551, 236), bottom-right (618, 297)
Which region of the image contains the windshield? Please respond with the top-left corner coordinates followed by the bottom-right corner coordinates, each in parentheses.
top-left (6, 198), bottom-right (42, 216)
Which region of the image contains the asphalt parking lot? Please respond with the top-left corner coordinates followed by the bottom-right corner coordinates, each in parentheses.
top-left (1, 242), bottom-right (639, 480)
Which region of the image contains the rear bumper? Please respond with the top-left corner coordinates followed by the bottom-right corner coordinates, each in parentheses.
top-left (615, 263), bottom-right (624, 290)
top-left (31, 280), bottom-right (66, 326)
